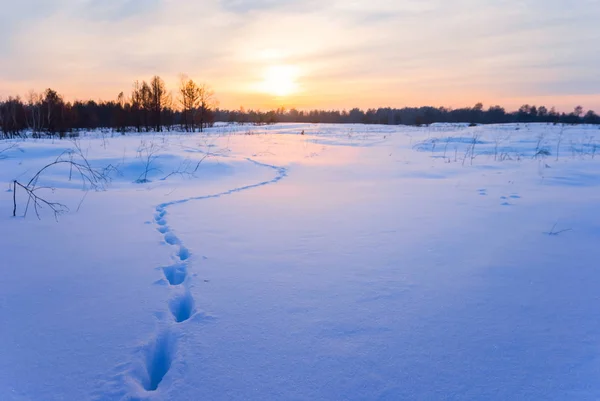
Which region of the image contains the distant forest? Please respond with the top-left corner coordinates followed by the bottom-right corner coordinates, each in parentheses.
top-left (1, 75), bottom-right (599, 138)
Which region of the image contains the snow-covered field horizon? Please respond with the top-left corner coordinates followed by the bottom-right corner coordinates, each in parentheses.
top-left (2, 122), bottom-right (600, 400)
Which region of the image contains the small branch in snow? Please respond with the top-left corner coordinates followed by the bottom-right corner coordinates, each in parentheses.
top-left (160, 153), bottom-right (209, 181)
top-left (136, 139), bottom-right (164, 183)
top-left (546, 222), bottom-right (572, 236)
top-left (0, 143), bottom-right (19, 159)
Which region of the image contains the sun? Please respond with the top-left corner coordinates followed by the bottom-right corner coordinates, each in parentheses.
top-left (260, 65), bottom-right (299, 97)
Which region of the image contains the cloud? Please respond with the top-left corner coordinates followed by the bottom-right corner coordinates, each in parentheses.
top-left (0, 0), bottom-right (599, 110)
top-left (0, 0), bottom-right (63, 55)
top-left (218, 0), bottom-right (316, 13)
top-left (79, 0), bottom-right (162, 21)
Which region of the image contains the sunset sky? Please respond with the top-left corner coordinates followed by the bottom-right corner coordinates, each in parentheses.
top-left (1, 0), bottom-right (599, 111)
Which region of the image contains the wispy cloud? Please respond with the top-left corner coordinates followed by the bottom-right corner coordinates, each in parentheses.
top-left (219, 0), bottom-right (315, 13)
top-left (79, 0), bottom-right (163, 21)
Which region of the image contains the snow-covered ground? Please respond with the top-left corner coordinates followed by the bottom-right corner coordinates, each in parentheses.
top-left (1, 123), bottom-right (600, 400)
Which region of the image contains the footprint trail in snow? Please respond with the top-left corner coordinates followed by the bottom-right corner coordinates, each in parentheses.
top-left (135, 158), bottom-right (287, 394)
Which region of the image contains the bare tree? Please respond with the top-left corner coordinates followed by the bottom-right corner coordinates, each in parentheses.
top-left (178, 74), bottom-right (201, 132)
top-left (131, 81), bottom-right (144, 132)
top-left (25, 90), bottom-right (43, 135)
top-left (197, 83), bottom-right (217, 132)
top-left (42, 88), bottom-right (63, 135)
top-left (150, 76), bottom-right (169, 132)
top-left (140, 81), bottom-right (153, 132)
top-left (114, 92), bottom-right (127, 134)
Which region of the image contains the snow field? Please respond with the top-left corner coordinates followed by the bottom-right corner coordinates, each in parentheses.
top-left (1, 123), bottom-right (600, 400)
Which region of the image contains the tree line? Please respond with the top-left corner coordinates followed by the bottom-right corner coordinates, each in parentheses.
top-left (2, 79), bottom-right (599, 139)
top-left (215, 103), bottom-right (600, 126)
top-left (0, 75), bottom-right (217, 139)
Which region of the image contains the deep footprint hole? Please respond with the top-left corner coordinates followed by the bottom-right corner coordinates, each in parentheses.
top-left (162, 264), bottom-right (187, 286)
top-left (143, 331), bottom-right (175, 391)
top-left (178, 247), bottom-right (190, 261)
top-left (169, 291), bottom-right (195, 323)
top-left (164, 232), bottom-right (179, 245)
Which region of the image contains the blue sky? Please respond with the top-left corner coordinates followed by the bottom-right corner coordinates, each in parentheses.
top-left (1, 0), bottom-right (599, 111)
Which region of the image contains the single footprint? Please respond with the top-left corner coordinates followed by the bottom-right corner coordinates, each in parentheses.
top-left (178, 246), bottom-right (190, 261)
top-left (164, 232), bottom-right (179, 246)
top-left (162, 264), bottom-right (187, 286)
top-left (169, 290), bottom-right (195, 323)
top-left (142, 330), bottom-right (176, 391)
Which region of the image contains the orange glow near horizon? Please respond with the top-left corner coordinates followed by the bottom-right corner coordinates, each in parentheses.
top-left (1, 75), bottom-right (600, 114)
